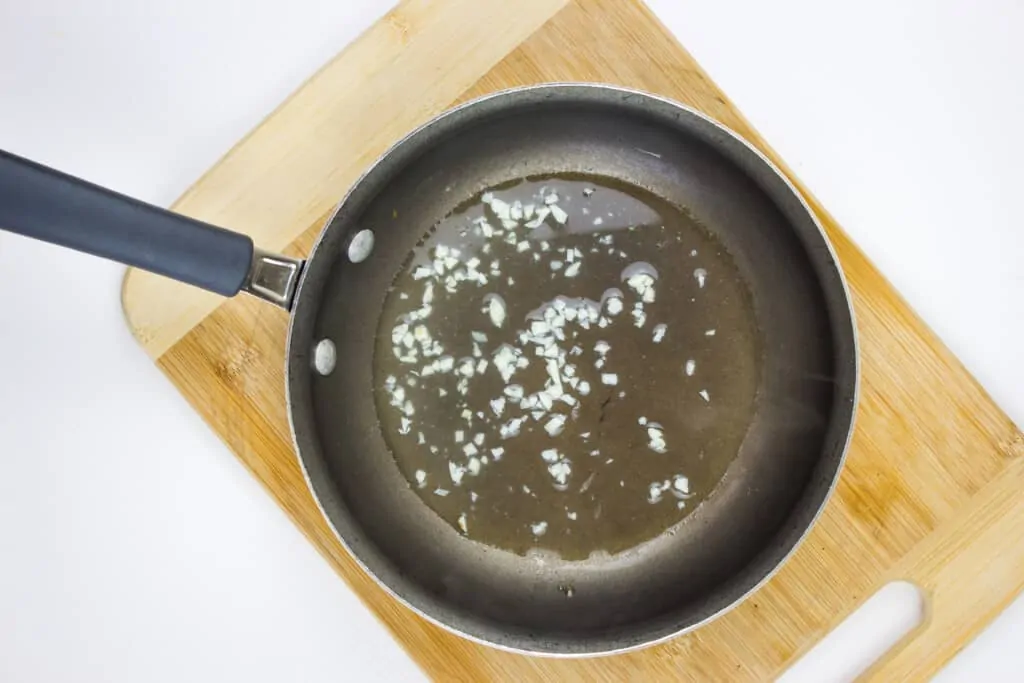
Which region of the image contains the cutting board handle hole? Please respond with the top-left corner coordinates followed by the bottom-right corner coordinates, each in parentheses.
top-left (777, 580), bottom-right (926, 683)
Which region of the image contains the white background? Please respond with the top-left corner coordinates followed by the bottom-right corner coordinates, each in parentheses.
top-left (0, 0), bottom-right (1021, 680)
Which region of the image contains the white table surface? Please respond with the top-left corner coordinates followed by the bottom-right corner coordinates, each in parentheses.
top-left (1, 1), bottom-right (1021, 680)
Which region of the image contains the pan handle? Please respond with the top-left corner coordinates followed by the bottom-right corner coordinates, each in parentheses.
top-left (0, 149), bottom-right (303, 310)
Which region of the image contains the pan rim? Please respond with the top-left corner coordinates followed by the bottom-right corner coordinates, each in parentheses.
top-left (284, 82), bottom-right (860, 657)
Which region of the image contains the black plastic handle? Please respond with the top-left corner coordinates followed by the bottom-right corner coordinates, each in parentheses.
top-left (0, 149), bottom-right (254, 297)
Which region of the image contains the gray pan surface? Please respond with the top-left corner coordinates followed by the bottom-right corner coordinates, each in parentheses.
top-left (286, 85), bottom-right (857, 655)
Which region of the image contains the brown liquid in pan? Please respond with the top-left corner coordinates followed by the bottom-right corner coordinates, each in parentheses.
top-left (374, 176), bottom-right (761, 560)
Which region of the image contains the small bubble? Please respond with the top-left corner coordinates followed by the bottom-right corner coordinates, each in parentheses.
top-left (348, 229), bottom-right (375, 263)
top-left (313, 339), bottom-right (336, 376)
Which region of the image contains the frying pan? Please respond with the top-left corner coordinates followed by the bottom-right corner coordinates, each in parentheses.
top-left (0, 84), bottom-right (857, 655)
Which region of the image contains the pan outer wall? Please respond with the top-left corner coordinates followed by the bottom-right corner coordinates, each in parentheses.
top-left (285, 85), bottom-right (858, 656)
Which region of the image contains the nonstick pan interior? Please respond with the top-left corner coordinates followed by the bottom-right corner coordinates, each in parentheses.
top-left (287, 85), bottom-right (857, 655)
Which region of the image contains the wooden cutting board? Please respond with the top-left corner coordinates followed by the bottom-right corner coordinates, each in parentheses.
top-left (121, 0), bottom-right (1023, 679)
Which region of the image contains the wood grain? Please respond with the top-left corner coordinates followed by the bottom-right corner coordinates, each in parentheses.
top-left (122, 0), bottom-right (1023, 680)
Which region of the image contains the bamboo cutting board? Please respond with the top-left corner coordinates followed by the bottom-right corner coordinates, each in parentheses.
top-left (121, 0), bottom-right (1023, 679)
